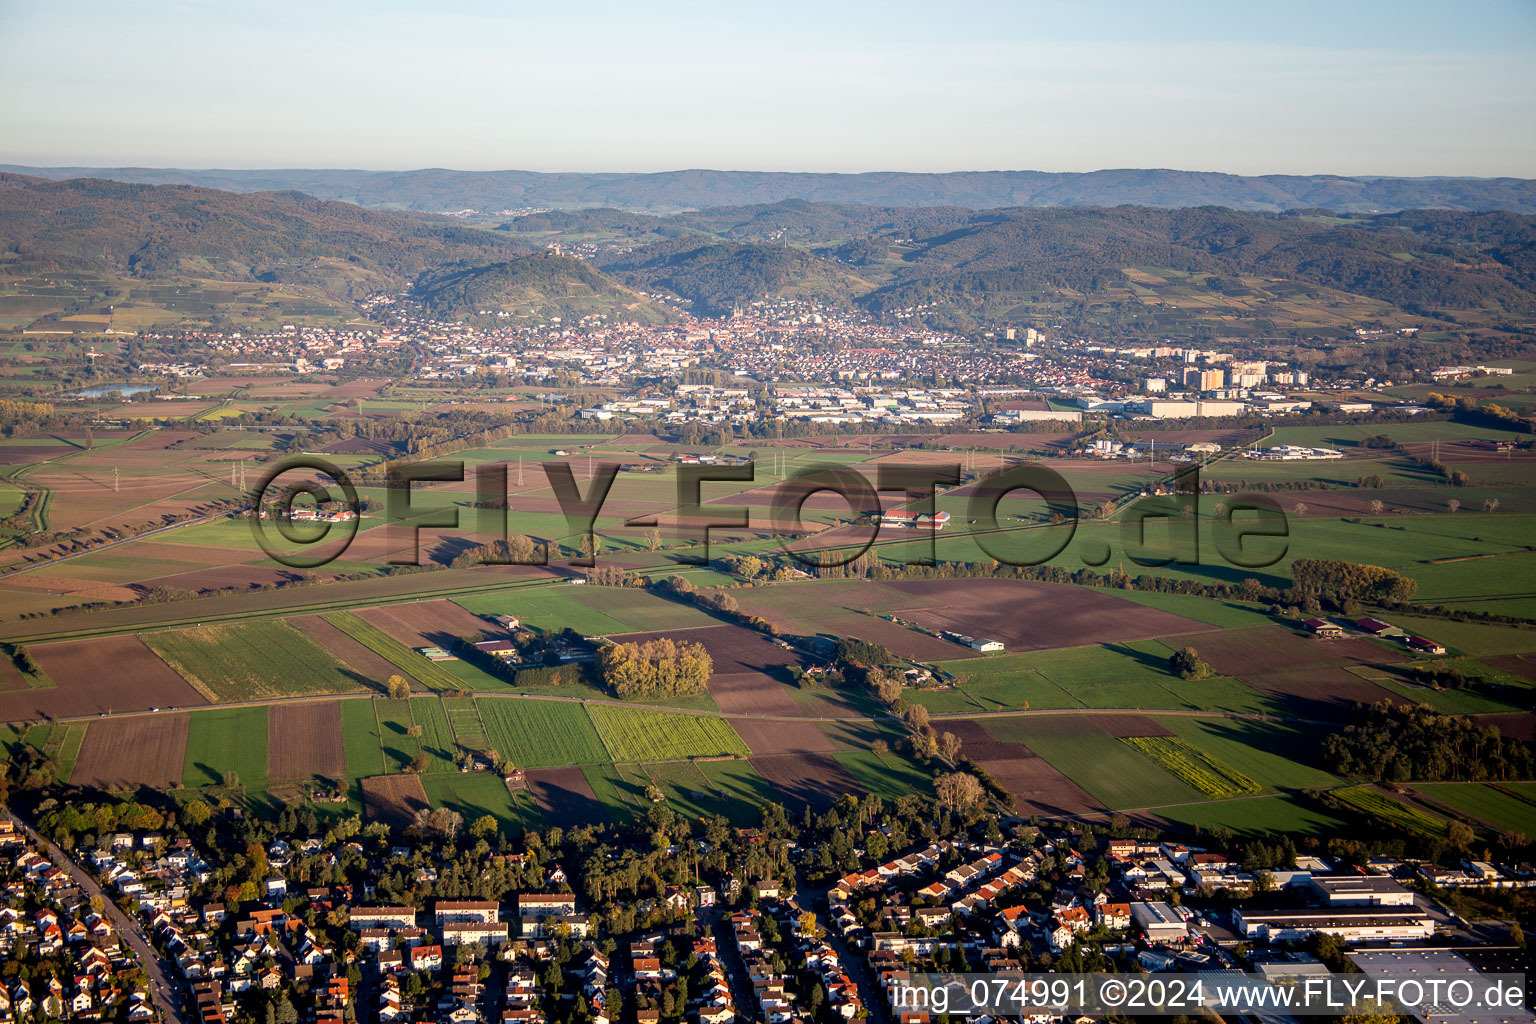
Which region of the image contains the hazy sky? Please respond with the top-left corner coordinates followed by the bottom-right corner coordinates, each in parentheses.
top-left (2, 0), bottom-right (1534, 176)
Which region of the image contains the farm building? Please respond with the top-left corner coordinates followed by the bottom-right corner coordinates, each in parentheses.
top-left (1353, 618), bottom-right (1397, 637)
top-left (1404, 636), bottom-right (1446, 655)
top-left (941, 631), bottom-right (1004, 652)
top-left (473, 639), bottom-right (520, 661)
top-left (875, 509), bottom-right (951, 530)
top-left (415, 646), bottom-right (458, 662)
top-left (1304, 619), bottom-right (1345, 638)
top-left (491, 615), bottom-right (520, 629)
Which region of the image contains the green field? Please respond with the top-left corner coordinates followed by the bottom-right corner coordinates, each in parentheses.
top-left (834, 750), bottom-right (934, 800)
top-left (918, 659), bottom-right (1079, 714)
top-left (1122, 737), bottom-right (1262, 798)
top-left (409, 697), bottom-right (461, 774)
top-left (587, 705), bottom-right (750, 762)
top-left (979, 642), bottom-right (1191, 710)
top-left (1156, 795), bottom-right (1348, 836)
top-left (583, 763), bottom-right (646, 822)
top-left (1087, 589), bottom-right (1280, 629)
top-left (375, 699), bottom-right (421, 772)
top-left (476, 698), bottom-right (608, 767)
top-left (341, 698), bottom-right (386, 779)
top-left (1414, 783), bottom-right (1536, 837)
top-left (421, 772), bottom-right (537, 834)
top-left (986, 717), bottom-right (1206, 809)
top-left (568, 587), bottom-right (718, 633)
top-left (146, 620), bottom-right (368, 701)
top-left (183, 706), bottom-right (270, 789)
top-left (453, 586), bottom-right (634, 636)
top-left (1331, 785), bottom-right (1449, 837)
top-left (442, 697), bottom-right (490, 749)
top-left (1155, 717), bottom-right (1342, 791)
top-left (50, 722), bottom-right (88, 784)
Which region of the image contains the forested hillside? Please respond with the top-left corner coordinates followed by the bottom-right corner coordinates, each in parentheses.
top-left (7, 165), bottom-right (1536, 214)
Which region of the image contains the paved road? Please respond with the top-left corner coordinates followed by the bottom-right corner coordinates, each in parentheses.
top-left (806, 884), bottom-right (890, 1024)
top-left (8, 812), bottom-right (191, 1024)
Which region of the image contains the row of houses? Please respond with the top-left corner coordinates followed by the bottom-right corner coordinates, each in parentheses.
top-left (0, 820), bottom-right (157, 1024)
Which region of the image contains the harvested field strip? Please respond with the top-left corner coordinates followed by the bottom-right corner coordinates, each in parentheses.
top-left (410, 697), bottom-right (460, 774)
top-left (443, 698), bottom-right (489, 750)
top-left (588, 706), bottom-right (750, 762)
top-left (341, 699), bottom-right (386, 779)
top-left (50, 722), bottom-right (87, 783)
top-left (320, 611), bottom-right (460, 691)
top-left (1331, 785), bottom-right (1448, 837)
top-left (375, 699), bottom-right (421, 773)
top-left (72, 714), bottom-right (189, 790)
top-left (477, 699), bottom-right (608, 768)
top-left (184, 706), bottom-right (269, 789)
top-left (1121, 737), bottom-right (1262, 798)
top-left (526, 765), bottom-right (606, 828)
top-left (269, 702), bottom-right (346, 781)
top-left (293, 614), bottom-right (420, 691)
top-left (144, 619), bottom-right (367, 702)
top-left (360, 774), bottom-right (429, 828)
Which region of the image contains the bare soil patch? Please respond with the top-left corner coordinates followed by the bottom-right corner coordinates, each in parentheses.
top-left (614, 624), bottom-right (807, 679)
top-left (355, 598), bottom-right (497, 650)
top-left (1476, 713), bottom-right (1536, 741)
top-left (975, 754), bottom-right (1108, 818)
top-left (708, 674), bottom-right (804, 716)
top-left (361, 774), bottom-right (430, 828)
top-left (1487, 654), bottom-right (1536, 684)
top-left (939, 719), bottom-right (1035, 760)
top-left (526, 766), bottom-right (605, 828)
top-left (72, 714), bottom-right (190, 790)
top-left (1189, 626), bottom-right (1409, 718)
top-left (884, 579), bottom-right (1213, 651)
top-left (268, 701), bottom-right (346, 781)
top-left (8, 635), bottom-right (206, 721)
top-left (750, 753), bottom-right (862, 812)
top-left (293, 615), bottom-right (422, 692)
top-left (1087, 714), bottom-right (1174, 738)
top-left (728, 717), bottom-right (836, 754)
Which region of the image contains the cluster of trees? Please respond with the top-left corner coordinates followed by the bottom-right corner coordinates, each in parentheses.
top-left (597, 637), bottom-right (713, 699)
top-left (1291, 558), bottom-right (1419, 609)
top-left (450, 535), bottom-right (544, 568)
top-left (1428, 392), bottom-right (1535, 434)
top-left (1321, 702), bottom-right (1534, 782)
top-left (1168, 646), bottom-right (1212, 681)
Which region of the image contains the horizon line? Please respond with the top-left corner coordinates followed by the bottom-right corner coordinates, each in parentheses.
top-left (1, 163), bottom-right (1531, 182)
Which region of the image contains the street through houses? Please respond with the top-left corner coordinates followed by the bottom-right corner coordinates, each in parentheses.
top-left (6, 811), bottom-right (193, 1024)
